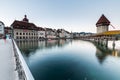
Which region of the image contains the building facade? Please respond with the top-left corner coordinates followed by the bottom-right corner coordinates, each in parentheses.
top-left (57, 29), bottom-right (72, 38)
top-left (10, 15), bottom-right (72, 40)
top-left (57, 29), bottom-right (64, 38)
top-left (11, 15), bottom-right (38, 40)
top-left (45, 28), bottom-right (56, 39)
top-left (0, 21), bottom-right (5, 38)
top-left (38, 27), bottom-right (45, 39)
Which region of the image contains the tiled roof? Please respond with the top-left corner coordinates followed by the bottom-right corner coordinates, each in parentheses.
top-left (37, 27), bottom-right (45, 31)
top-left (64, 30), bottom-right (70, 34)
top-left (96, 14), bottom-right (110, 27)
top-left (11, 20), bottom-right (37, 30)
top-left (57, 29), bottom-right (62, 33)
top-left (4, 27), bottom-right (11, 30)
top-left (45, 28), bottom-right (55, 32)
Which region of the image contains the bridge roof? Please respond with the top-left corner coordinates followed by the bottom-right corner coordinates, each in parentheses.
top-left (96, 30), bottom-right (120, 36)
top-left (103, 30), bottom-right (120, 35)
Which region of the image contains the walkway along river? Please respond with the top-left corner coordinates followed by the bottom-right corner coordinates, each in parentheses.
top-left (16, 39), bottom-right (120, 80)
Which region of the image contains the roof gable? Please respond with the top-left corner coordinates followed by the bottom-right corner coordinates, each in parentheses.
top-left (37, 27), bottom-right (45, 31)
top-left (11, 20), bottom-right (37, 30)
top-left (96, 14), bottom-right (110, 26)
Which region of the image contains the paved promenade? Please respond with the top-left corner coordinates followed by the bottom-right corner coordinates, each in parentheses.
top-left (0, 39), bottom-right (17, 80)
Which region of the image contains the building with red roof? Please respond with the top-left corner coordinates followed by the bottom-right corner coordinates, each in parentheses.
top-left (10, 15), bottom-right (72, 40)
top-left (11, 15), bottom-right (45, 40)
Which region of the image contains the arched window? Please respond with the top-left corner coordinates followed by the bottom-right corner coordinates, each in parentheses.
top-left (16, 32), bottom-right (18, 35)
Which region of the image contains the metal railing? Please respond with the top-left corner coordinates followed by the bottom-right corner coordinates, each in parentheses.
top-left (12, 39), bottom-right (34, 80)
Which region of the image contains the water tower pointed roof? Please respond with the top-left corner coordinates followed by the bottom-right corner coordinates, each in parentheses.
top-left (96, 14), bottom-right (110, 27)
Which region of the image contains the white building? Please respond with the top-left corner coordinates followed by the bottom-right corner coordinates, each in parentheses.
top-left (0, 21), bottom-right (5, 38)
top-left (11, 15), bottom-right (38, 40)
top-left (57, 29), bottom-right (71, 38)
top-left (57, 29), bottom-right (64, 38)
top-left (45, 28), bottom-right (56, 39)
top-left (38, 27), bottom-right (45, 39)
top-left (65, 30), bottom-right (71, 38)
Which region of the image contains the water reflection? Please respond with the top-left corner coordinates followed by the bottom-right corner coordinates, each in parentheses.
top-left (16, 40), bottom-right (120, 63)
top-left (16, 39), bottom-right (72, 56)
top-left (92, 40), bottom-right (120, 63)
top-left (16, 40), bottom-right (120, 80)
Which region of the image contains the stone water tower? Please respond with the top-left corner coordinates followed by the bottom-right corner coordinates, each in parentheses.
top-left (96, 14), bottom-right (110, 33)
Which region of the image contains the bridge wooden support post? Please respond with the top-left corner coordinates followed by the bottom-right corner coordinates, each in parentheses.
top-left (96, 36), bottom-right (108, 48)
top-left (102, 39), bottom-right (108, 48)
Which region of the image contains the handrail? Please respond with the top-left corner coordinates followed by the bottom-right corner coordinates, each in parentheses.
top-left (12, 39), bottom-right (34, 80)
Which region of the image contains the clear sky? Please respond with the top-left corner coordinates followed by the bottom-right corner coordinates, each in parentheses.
top-left (0, 0), bottom-right (120, 33)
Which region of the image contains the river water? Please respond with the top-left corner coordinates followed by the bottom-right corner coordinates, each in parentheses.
top-left (16, 40), bottom-right (120, 80)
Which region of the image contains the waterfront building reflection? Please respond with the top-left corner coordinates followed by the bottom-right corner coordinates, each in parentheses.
top-left (16, 40), bottom-right (120, 80)
top-left (16, 39), bottom-right (71, 56)
top-left (16, 40), bottom-right (39, 57)
top-left (16, 39), bottom-right (120, 64)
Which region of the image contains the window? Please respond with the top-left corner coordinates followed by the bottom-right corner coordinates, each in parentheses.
top-left (20, 33), bottom-right (22, 35)
top-left (16, 32), bottom-right (18, 35)
top-left (26, 33), bottom-right (28, 35)
top-left (23, 33), bottom-right (25, 35)
top-left (40, 33), bottom-right (43, 35)
top-left (16, 36), bottom-right (18, 39)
